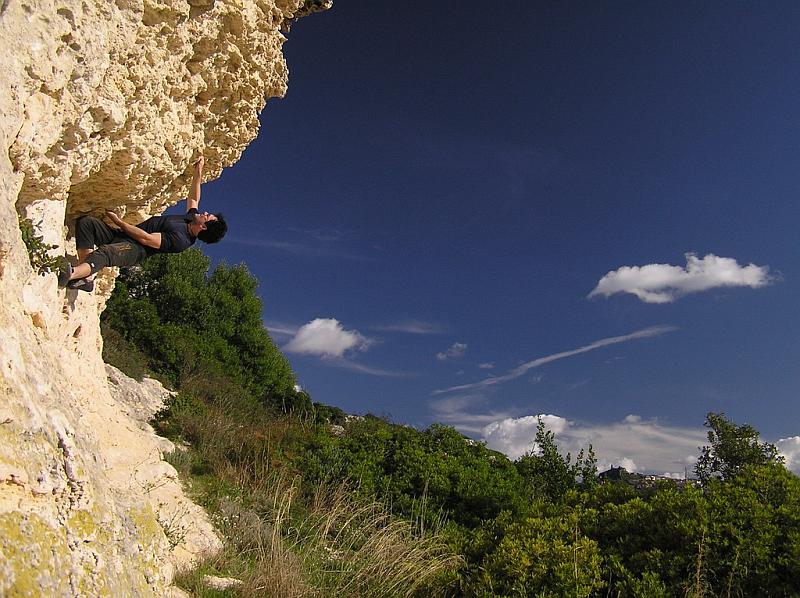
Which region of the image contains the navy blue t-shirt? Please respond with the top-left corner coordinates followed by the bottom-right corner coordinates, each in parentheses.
top-left (136, 208), bottom-right (198, 255)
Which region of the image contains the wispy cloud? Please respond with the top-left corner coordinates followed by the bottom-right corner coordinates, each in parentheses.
top-left (226, 236), bottom-right (374, 262)
top-left (265, 321), bottom-right (299, 339)
top-left (481, 413), bottom-right (707, 475)
top-left (437, 342), bottom-right (468, 361)
top-left (324, 357), bottom-right (411, 378)
top-left (589, 253), bottom-right (772, 303)
top-left (286, 226), bottom-right (347, 243)
top-left (429, 394), bottom-right (515, 434)
top-left (433, 326), bottom-right (676, 395)
top-left (372, 319), bottom-right (445, 335)
top-left (285, 318), bottom-right (372, 358)
top-left (478, 362), bottom-right (495, 370)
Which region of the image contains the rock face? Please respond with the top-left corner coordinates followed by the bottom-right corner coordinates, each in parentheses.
top-left (0, 0), bottom-right (327, 594)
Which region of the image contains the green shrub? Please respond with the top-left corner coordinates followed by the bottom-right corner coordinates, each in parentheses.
top-left (475, 507), bottom-right (604, 597)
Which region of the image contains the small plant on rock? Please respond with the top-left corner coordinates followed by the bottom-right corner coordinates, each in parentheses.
top-left (18, 214), bottom-right (65, 275)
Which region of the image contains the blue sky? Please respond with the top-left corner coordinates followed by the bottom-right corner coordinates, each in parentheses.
top-left (195, 2), bottom-right (800, 474)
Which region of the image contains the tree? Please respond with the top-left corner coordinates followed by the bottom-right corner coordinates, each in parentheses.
top-left (695, 412), bottom-right (784, 482)
top-left (515, 417), bottom-right (595, 502)
top-left (103, 250), bottom-right (296, 397)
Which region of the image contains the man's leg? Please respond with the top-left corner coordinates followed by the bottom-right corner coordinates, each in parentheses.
top-left (66, 216), bottom-right (121, 283)
top-left (64, 240), bottom-right (147, 291)
top-left (75, 216), bottom-right (116, 255)
top-left (85, 241), bottom-right (147, 272)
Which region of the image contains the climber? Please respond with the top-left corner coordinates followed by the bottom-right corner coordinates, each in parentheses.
top-left (58, 156), bottom-right (227, 292)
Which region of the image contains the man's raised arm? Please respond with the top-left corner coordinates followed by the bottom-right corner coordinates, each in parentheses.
top-left (187, 156), bottom-right (204, 212)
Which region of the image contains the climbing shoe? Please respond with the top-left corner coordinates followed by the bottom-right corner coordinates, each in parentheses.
top-left (57, 262), bottom-right (73, 288)
top-left (67, 277), bottom-right (94, 293)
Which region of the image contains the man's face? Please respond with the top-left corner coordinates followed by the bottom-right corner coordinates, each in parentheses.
top-left (194, 212), bottom-right (218, 230)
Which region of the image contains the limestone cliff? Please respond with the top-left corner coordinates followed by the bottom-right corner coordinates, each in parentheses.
top-left (0, 0), bottom-right (328, 594)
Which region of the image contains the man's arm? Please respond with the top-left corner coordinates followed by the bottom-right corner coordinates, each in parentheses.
top-left (105, 211), bottom-right (162, 249)
top-left (187, 156), bottom-right (204, 211)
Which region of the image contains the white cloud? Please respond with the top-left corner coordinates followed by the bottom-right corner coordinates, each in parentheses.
top-left (777, 436), bottom-right (800, 475)
top-left (437, 342), bottom-right (468, 361)
top-left (433, 326), bottom-right (676, 395)
top-left (478, 362), bottom-right (495, 370)
top-left (589, 253), bottom-right (772, 303)
top-left (285, 318), bottom-right (371, 358)
top-left (480, 414), bottom-right (708, 475)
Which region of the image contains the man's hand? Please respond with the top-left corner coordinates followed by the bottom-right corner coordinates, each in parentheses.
top-left (193, 156), bottom-right (204, 176)
top-left (105, 210), bottom-right (124, 228)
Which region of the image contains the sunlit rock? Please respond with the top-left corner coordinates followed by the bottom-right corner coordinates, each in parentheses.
top-left (0, 0), bottom-right (327, 593)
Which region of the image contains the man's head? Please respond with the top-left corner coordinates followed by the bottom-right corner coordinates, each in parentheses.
top-left (191, 212), bottom-right (227, 243)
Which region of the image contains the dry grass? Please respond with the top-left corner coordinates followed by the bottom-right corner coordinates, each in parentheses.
top-left (168, 402), bottom-right (461, 597)
top-left (208, 473), bottom-right (460, 597)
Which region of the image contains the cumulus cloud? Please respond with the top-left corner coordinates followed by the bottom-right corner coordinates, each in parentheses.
top-left (589, 253), bottom-right (772, 303)
top-left (480, 414), bottom-right (707, 474)
top-left (777, 436), bottom-right (800, 475)
top-left (285, 318), bottom-right (371, 358)
top-left (437, 342), bottom-right (468, 361)
top-left (483, 414), bottom-right (569, 455)
top-left (434, 326), bottom-right (675, 395)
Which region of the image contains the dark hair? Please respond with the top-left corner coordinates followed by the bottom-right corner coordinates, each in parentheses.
top-left (197, 213), bottom-right (227, 244)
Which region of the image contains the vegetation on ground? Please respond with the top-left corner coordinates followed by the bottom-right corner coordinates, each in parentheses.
top-left (102, 250), bottom-right (800, 597)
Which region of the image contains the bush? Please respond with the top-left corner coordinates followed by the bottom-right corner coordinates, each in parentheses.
top-left (474, 507), bottom-right (604, 597)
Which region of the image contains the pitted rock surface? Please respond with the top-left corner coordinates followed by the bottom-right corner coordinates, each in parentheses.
top-left (0, 0), bottom-right (327, 594)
